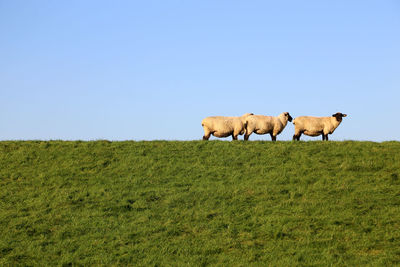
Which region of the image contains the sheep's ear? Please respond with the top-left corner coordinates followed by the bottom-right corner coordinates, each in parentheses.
top-left (342, 114), bottom-right (347, 117)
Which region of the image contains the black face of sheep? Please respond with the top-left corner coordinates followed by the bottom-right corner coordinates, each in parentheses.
top-left (332, 112), bottom-right (347, 122)
top-left (285, 112), bottom-right (293, 122)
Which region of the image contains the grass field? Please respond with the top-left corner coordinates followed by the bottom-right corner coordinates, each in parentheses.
top-left (1, 140), bottom-right (400, 266)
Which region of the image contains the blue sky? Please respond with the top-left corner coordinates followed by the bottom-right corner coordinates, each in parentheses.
top-left (1, 1), bottom-right (399, 141)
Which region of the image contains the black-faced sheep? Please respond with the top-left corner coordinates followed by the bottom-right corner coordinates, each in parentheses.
top-left (202, 113), bottom-right (254, 140)
top-left (292, 112), bottom-right (347, 141)
top-left (244, 112), bottom-right (293, 141)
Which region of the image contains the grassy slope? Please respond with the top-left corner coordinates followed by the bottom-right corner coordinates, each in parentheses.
top-left (1, 140), bottom-right (400, 266)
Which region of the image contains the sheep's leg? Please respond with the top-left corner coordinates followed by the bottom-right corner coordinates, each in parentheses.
top-left (322, 135), bottom-right (325, 141)
top-left (293, 129), bottom-right (302, 141)
top-left (244, 131), bottom-right (252, 141)
top-left (293, 133), bottom-right (301, 141)
top-left (203, 128), bottom-right (211, 140)
top-left (232, 134), bottom-right (238, 141)
top-left (270, 133), bottom-right (277, 142)
top-left (325, 134), bottom-right (329, 141)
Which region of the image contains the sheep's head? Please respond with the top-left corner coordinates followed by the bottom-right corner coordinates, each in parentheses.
top-left (284, 112), bottom-right (293, 122)
top-left (332, 112), bottom-right (347, 122)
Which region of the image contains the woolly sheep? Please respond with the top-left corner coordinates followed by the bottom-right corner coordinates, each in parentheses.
top-left (244, 112), bottom-right (293, 141)
top-left (292, 112), bottom-right (347, 141)
top-left (201, 113), bottom-right (254, 140)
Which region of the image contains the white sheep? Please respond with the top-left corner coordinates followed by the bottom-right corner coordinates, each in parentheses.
top-left (201, 113), bottom-right (254, 140)
top-left (292, 112), bottom-right (347, 141)
top-left (244, 112), bottom-right (293, 141)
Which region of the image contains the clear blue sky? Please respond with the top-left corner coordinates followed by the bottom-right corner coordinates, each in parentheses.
top-left (1, 1), bottom-right (399, 141)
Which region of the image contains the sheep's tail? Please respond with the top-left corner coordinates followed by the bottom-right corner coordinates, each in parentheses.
top-left (292, 118), bottom-right (296, 125)
top-left (244, 120), bottom-right (249, 134)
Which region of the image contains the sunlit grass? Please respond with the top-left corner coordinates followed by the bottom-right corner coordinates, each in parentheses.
top-left (1, 140), bottom-right (400, 265)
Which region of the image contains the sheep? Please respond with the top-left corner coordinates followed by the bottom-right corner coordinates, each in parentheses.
top-left (244, 112), bottom-right (293, 141)
top-left (292, 112), bottom-right (347, 141)
top-left (201, 113), bottom-right (254, 140)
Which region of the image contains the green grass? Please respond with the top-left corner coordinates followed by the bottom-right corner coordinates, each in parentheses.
top-left (1, 140), bottom-right (400, 266)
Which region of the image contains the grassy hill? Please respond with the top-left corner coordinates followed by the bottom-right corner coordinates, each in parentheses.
top-left (1, 140), bottom-right (400, 266)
